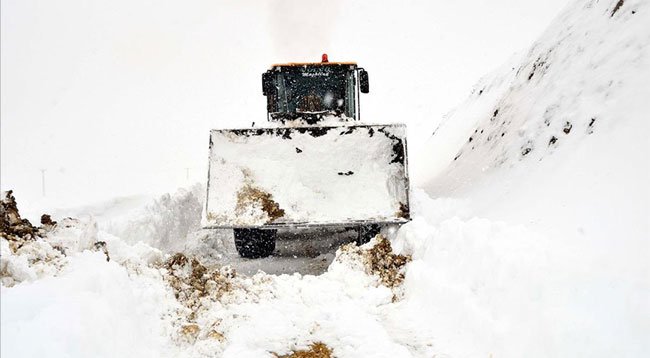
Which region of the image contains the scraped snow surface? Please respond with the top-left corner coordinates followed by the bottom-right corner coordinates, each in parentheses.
top-left (2, 0), bottom-right (649, 357)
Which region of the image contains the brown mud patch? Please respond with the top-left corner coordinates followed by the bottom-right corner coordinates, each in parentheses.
top-left (165, 253), bottom-right (235, 304)
top-left (340, 235), bottom-right (411, 289)
top-left (164, 253), bottom-right (233, 341)
top-left (396, 202), bottom-right (410, 219)
top-left (363, 235), bottom-right (411, 288)
top-left (275, 342), bottom-right (333, 358)
top-left (236, 184), bottom-right (285, 222)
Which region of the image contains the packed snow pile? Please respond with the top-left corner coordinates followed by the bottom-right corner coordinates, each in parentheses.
top-left (1, 190), bottom-right (106, 287)
top-left (106, 185), bottom-right (204, 252)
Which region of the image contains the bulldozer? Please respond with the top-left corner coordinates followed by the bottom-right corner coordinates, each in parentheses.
top-left (202, 55), bottom-right (410, 258)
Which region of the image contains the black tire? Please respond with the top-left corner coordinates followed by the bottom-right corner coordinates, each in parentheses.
top-left (233, 228), bottom-right (277, 258)
top-left (356, 224), bottom-right (381, 245)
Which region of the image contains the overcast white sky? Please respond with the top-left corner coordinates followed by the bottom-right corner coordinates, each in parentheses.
top-left (1, 0), bottom-right (569, 209)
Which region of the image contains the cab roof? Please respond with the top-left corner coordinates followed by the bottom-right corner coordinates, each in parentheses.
top-left (271, 61), bottom-right (357, 69)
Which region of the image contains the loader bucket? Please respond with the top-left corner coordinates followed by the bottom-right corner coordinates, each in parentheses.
top-left (202, 124), bottom-right (410, 228)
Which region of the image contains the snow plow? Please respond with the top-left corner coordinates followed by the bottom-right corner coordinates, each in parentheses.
top-left (203, 55), bottom-right (410, 258)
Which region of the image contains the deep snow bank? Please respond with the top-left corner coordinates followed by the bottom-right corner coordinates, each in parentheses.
top-left (104, 184), bottom-right (204, 252)
top-left (394, 190), bottom-right (648, 357)
top-left (1, 190), bottom-right (175, 357)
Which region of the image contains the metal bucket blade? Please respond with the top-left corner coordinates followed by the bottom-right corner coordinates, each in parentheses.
top-left (203, 124), bottom-right (409, 228)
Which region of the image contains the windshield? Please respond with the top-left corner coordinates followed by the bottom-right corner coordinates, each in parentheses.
top-left (267, 65), bottom-right (356, 121)
top-left (281, 70), bottom-right (346, 114)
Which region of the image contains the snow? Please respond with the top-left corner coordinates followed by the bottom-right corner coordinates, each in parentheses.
top-left (393, 191), bottom-right (648, 357)
top-left (414, 0), bottom-right (650, 299)
top-left (7, 186), bottom-right (645, 357)
top-left (2, 0), bottom-right (649, 357)
top-left (1, 210), bottom-right (431, 357)
top-left (410, 0), bottom-right (650, 355)
top-left (178, 243), bottom-right (424, 358)
top-left (4, 188), bottom-right (645, 357)
top-left (106, 185), bottom-right (204, 252)
top-left (416, 0), bottom-right (650, 245)
top-left (1, 251), bottom-right (176, 358)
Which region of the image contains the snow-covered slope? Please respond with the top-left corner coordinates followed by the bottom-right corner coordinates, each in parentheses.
top-left (416, 0), bottom-right (649, 239)
top-left (408, 0), bottom-right (649, 355)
